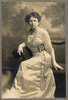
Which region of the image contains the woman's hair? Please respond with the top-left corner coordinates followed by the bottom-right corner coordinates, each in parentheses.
top-left (25, 12), bottom-right (41, 23)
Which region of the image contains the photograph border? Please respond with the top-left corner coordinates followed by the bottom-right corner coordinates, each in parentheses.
top-left (0, 0), bottom-right (68, 100)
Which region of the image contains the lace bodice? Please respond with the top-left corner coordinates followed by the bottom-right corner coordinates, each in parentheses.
top-left (26, 28), bottom-right (52, 54)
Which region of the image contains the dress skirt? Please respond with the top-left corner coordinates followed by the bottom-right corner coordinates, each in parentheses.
top-left (2, 50), bottom-right (56, 98)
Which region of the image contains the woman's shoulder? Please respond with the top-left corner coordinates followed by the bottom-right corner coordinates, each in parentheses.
top-left (39, 28), bottom-right (48, 35)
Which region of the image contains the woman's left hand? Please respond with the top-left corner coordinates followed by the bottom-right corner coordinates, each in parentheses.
top-left (53, 62), bottom-right (64, 70)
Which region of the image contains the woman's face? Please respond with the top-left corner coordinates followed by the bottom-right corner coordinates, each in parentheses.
top-left (28, 16), bottom-right (39, 29)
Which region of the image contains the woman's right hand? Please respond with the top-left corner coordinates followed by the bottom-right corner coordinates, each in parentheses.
top-left (17, 44), bottom-right (23, 56)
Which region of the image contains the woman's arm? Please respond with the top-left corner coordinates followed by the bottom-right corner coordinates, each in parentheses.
top-left (17, 30), bottom-right (30, 55)
top-left (17, 42), bottom-right (26, 55)
top-left (17, 29), bottom-right (31, 55)
top-left (42, 30), bottom-right (63, 70)
top-left (50, 48), bottom-right (64, 70)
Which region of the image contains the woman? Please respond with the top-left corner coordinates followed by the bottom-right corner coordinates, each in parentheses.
top-left (2, 12), bottom-right (63, 98)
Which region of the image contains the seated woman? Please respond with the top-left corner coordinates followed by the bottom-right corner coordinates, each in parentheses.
top-left (2, 12), bottom-right (63, 98)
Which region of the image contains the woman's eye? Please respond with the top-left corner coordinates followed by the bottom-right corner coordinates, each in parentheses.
top-left (29, 20), bottom-right (37, 22)
top-left (29, 20), bottom-right (32, 22)
top-left (34, 20), bottom-right (36, 22)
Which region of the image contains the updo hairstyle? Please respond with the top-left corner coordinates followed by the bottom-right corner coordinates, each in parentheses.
top-left (25, 12), bottom-right (41, 23)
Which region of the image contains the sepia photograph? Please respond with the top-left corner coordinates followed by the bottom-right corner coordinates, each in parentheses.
top-left (2, 2), bottom-right (66, 98)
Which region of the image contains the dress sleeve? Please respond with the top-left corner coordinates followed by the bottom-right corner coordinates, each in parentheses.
top-left (24, 29), bottom-right (31, 45)
top-left (40, 30), bottom-right (53, 54)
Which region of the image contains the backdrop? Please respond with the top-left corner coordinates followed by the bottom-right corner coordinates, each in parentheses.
top-left (2, 2), bottom-right (65, 69)
top-left (2, 2), bottom-right (66, 97)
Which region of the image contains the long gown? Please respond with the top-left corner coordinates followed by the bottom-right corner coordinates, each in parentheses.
top-left (2, 28), bottom-right (56, 98)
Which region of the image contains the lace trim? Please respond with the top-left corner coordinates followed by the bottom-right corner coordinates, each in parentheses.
top-left (36, 29), bottom-right (53, 54)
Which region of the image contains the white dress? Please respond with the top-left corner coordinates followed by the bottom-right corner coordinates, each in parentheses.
top-left (2, 28), bottom-right (56, 98)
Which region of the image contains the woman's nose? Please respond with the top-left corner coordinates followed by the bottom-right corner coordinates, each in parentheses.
top-left (32, 21), bottom-right (34, 24)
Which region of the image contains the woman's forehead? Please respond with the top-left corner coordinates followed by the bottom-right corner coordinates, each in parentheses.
top-left (29, 16), bottom-right (38, 20)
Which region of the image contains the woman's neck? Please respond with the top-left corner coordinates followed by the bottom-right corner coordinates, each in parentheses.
top-left (31, 26), bottom-right (40, 33)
